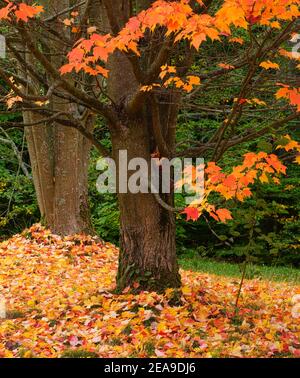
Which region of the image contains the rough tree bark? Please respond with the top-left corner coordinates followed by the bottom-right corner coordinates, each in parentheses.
top-left (24, 110), bottom-right (93, 235)
top-left (22, 0), bottom-right (93, 235)
top-left (112, 119), bottom-right (181, 292)
top-left (99, 0), bottom-right (182, 291)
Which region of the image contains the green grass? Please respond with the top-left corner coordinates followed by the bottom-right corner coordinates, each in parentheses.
top-left (179, 257), bottom-right (300, 284)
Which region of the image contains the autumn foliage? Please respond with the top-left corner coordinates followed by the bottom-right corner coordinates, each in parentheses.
top-left (0, 0), bottom-right (300, 358)
top-left (0, 1), bottom-right (43, 22)
top-left (58, 0), bottom-right (300, 78)
top-left (179, 151), bottom-right (287, 222)
top-left (55, 0), bottom-right (300, 138)
top-left (0, 225), bottom-right (299, 358)
top-left (1, 0), bottom-right (299, 225)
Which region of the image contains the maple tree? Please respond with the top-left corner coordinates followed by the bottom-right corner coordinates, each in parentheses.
top-left (0, 0), bottom-right (299, 291)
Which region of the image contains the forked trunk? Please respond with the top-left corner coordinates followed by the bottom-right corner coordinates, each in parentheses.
top-left (24, 113), bottom-right (93, 235)
top-left (21, 0), bottom-right (93, 235)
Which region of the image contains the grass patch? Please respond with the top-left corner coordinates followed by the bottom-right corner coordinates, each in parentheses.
top-left (5, 310), bottom-right (26, 319)
top-left (61, 349), bottom-right (99, 358)
top-left (179, 257), bottom-right (300, 284)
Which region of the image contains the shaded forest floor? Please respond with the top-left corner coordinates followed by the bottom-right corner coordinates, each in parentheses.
top-left (0, 225), bottom-right (299, 358)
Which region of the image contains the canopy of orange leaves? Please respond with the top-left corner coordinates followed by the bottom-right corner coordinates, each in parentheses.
top-left (1, 1), bottom-right (300, 104)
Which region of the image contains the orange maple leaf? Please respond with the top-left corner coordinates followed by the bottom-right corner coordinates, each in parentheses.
top-left (215, 208), bottom-right (233, 223)
top-left (260, 61), bottom-right (280, 70)
top-left (15, 3), bottom-right (44, 22)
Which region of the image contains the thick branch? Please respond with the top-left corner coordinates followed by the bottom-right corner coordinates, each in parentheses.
top-left (150, 97), bottom-right (171, 157)
top-left (2, 110), bottom-right (111, 157)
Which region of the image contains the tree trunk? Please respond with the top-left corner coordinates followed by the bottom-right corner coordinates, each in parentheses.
top-left (112, 119), bottom-right (181, 292)
top-left (22, 0), bottom-right (93, 235)
top-left (24, 112), bottom-right (93, 235)
top-left (100, 0), bottom-right (181, 291)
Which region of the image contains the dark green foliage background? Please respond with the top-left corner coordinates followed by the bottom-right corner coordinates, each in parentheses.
top-left (0, 126), bottom-right (39, 239)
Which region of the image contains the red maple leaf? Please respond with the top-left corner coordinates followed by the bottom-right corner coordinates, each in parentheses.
top-left (182, 207), bottom-right (200, 222)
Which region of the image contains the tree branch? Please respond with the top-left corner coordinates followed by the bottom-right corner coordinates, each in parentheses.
top-left (19, 25), bottom-right (120, 126)
top-left (150, 96), bottom-right (171, 157)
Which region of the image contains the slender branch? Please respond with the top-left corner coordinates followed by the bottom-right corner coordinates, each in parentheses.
top-left (225, 112), bottom-right (300, 150)
top-left (0, 128), bottom-right (31, 178)
top-left (152, 192), bottom-right (184, 213)
top-left (150, 97), bottom-right (171, 157)
top-left (176, 112), bottom-right (300, 158)
top-left (19, 25), bottom-right (120, 125)
top-left (145, 38), bottom-right (173, 84)
top-left (43, 1), bottom-right (86, 22)
top-left (2, 111), bottom-right (111, 158)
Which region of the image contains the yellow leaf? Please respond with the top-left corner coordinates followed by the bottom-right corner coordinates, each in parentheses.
top-left (182, 286), bottom-right (192, 296)
top-left (259, 172), bottom-right (269, 183)
top-left (35, 100), bottom-right (50, 107)
top-left (260, 61), bottom-right (279, 70)
top-left (187, 75), bottom-right (201, 86)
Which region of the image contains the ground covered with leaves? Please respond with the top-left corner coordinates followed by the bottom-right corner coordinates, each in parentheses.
top-left (0, 225), bottom-right (299, 358)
